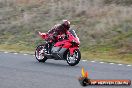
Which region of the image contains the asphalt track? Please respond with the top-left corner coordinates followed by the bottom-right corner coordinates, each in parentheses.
top-left (0, 52), bottom-right (132, 88)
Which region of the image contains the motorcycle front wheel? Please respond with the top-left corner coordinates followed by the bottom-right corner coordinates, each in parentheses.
top-left (66, 49), bottom-right (81, 66)
top-left (35, 44), bottom-right (47, 62)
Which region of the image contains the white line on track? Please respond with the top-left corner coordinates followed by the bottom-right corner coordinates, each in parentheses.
top-left (2, 51), bottom-right (132, 67)
top-left (100, 62), bottom-right (104, 64)
top-left (127, 65), bottom-right (131, 67)
top-left (91, 61), bottom-right (95, 63)
top-left (14, 53), bottom-right (18, 54)
top-left (4, 52), bottom-right (8, 53)
top-left (82, 60), bottom-right (87, 62)
top-left (23, 54), bottom-right (28, 55)
top-left (109, 63), bottom-right (115, 65)
top-left (118, 64), bottom-right (123, 66)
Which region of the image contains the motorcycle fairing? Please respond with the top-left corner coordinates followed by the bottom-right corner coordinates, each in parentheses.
top-left (51, 47), bottom-right (61, 53)
top-left (50, 46), bottom-right (67, 60)
top-left (54, 40), bottom-right (71, 48)
top-left (69, 47), bottom-right (79, 55)
top-left (54, 41), bottom-right (78, 56)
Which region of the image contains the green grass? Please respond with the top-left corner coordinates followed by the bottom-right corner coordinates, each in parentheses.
top-left (0, 44), bottom-right (34, 54)
top-left (82, 51), bottom-right (132, 64)
top-left (0, 44), bottom-right (132, 64)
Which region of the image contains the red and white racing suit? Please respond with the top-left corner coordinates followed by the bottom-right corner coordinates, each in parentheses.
top-left (46, 23), bottom-right (70, 53)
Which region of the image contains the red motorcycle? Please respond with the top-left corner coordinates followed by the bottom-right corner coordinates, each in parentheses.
top-left (35, 29), bottom-right (81, 66)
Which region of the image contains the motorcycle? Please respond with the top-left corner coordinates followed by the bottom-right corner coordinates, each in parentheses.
top-left (35, 29), bottom-right (81, 66)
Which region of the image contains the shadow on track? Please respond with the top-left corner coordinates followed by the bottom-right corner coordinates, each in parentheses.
top-left (33, 60), bottom-right (81, 69)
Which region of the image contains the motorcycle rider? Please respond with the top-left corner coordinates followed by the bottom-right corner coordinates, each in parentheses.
top-left (45, 20), bottom-right (70, 54)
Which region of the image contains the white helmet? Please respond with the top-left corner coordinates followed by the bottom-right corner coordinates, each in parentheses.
top-left (62, 20), bottom-right (70, 29)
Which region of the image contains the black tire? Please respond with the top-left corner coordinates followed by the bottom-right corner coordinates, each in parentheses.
top-left (66, 49), bottom-right (81, 66)
top-left (35, 44), bottom-right (47, 62)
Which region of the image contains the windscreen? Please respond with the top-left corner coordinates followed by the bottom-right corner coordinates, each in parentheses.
top-left (69, 29), bottom-right (78, 38)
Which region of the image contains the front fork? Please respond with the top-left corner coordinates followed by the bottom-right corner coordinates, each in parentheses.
top-left (45, 42), bottom-right (53, 54)
top-left (69, 47), bottom-right (79, 56)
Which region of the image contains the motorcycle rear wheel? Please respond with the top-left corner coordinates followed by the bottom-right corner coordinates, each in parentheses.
top-left (35, 44), bottom-right (47, 62)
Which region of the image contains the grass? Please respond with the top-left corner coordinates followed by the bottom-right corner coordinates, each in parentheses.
top-left (0, 44), bottom-right (132, 64)
top-left (82, 51), bottom-right (132, 64)
top-left (0, 44), bottom-right (34, 54)
top-left (81, 43), bottom-right (132, 64)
